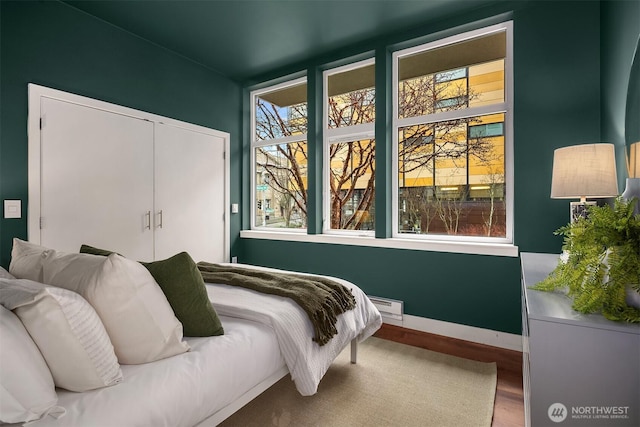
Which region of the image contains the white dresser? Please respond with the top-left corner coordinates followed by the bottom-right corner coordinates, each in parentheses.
top-left (521, 252), bottom-right (640, 427)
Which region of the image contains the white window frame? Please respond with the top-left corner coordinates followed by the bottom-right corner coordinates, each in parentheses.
top-left (391, 21), bottom-right (514, 245)
top-left (242, 21), bottom-right (519, 257)
top-left (250, 76), bottom-right (308, 231)
top-left (322, 57), bottom-right (376, 236)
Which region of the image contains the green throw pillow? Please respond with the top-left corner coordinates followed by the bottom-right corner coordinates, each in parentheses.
top-left (79, 244), bottom-right (120, 257)
top-left (141, 252), bottom-right (224, 337)
top-left (80, 245), bottom-right (224, 337)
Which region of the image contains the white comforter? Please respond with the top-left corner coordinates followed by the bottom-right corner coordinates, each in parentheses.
top-left (27, 264), bottom-right (381, 426)
top-left (29, 316), bottom-right (285, 427)
top-left (205, 263), bottom-right (383, 396)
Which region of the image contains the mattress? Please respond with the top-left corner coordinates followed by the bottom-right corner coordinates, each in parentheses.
top-left (28, 316), bottom-right (285, 427)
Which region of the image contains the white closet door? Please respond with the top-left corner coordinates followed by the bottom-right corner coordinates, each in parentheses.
top-left (154, 123), bottom-right (225, 263)
top-left (40, 97), bottom-right (155, 260)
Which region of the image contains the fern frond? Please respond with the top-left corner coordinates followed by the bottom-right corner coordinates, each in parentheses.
top-left (532, 197), bottom-right (640, 323)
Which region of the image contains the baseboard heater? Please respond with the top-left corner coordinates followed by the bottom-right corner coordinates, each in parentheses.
top-left (368, 296), bottom-right (404, 322)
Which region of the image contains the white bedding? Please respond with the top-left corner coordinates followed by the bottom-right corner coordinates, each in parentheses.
top-left (28, 316), bottom-right (285, 427)
top-left (26, 265), bottom-right (381, 427)
top-left (205, 263), bottom-right (382, 396)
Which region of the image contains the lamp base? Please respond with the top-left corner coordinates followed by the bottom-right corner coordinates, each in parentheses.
top-left (570, 201), bottom-right (596, 222)
top-left (621, 178), bottom-right (640, 215)
top-left (626, 285), bottom-right (640, 309)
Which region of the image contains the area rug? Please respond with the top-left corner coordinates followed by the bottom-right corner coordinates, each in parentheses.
top-left (219, 337), bottom-right (497, 427)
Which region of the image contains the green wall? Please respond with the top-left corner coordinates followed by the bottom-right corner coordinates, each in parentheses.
top-left (1, 1), bottom-right (634, 336)
top-left (0, 0), bottom-right (242, 268)
top-left (240, 1), bottom-right (605, 334)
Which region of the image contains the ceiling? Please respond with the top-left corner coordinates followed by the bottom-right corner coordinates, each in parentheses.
top-left (64, 0), bottom-right (503, 82)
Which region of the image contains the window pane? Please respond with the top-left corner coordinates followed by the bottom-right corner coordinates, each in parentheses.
top-left (398, 31), bottom-right (506, 119)
top-left (327, 64), bottom-right (375, 128)
top-left (329, 139), bottom-right (375, 230)
top-left (469, 122), bottom-right (504, 138)
top-left (435, 68), bottom-right (467, 82)
top-left (398, 113), bottom-right (505, 237)
top-left (255, 142), bottom-right (308, 229)
top-left (255, 83), bottom-right (307, 140)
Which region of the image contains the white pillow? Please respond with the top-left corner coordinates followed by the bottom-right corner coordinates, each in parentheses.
top-left (0, 278), bottom-right (123, 392)
top-left (42, 251), bottom-right (189, 364)
top-left (0, 305), bottom-right (65, 424)
top-left (9, 238), bottom-right (51, 282)
top-left (0, 266), bottom-right (15, 279)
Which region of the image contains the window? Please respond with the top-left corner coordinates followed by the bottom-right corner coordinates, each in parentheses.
top-left (394, 23), bottom-right (512, 241)
top-left (469, 122), bottom-right (504, 138)
top-left (435, 68), bottom-right (467, 82)
top-left (251, 78), bottom-right (308, 229)
top-left (324, 59), bottom-right (376, 232)
top-left (244, 21), bottom-right (517, 257)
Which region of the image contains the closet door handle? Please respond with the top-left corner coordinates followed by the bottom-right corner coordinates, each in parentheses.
top-left (145, 211), bottom-right (151, 230)
top-left (158, 210), bottom-right (163, 229)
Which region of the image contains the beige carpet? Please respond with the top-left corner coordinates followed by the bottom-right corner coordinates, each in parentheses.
top-left (219, 337), bottom-right (497, 427)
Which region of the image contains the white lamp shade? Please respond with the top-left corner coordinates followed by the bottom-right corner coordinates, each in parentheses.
top-left (629, 142), bottom-right (640, 178)
top-left (551, 143), bottom-right (618, 200)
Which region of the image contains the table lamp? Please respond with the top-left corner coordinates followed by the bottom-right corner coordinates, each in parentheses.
top-left (551, 143), bottom-right (618, 221)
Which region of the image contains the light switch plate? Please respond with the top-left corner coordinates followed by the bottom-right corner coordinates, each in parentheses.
top-left (231, 203), bottom-right (239, 214)
top-left (4, 200), bottom-right (21, 219)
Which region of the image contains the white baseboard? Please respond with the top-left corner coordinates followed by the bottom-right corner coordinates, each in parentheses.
top-left (386, 314), bottom-right (522, 352)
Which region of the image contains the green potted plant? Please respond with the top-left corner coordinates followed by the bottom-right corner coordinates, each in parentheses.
top-left (533, 197), bottom-right (640, 322)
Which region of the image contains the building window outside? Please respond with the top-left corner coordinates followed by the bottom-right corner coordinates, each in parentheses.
top-left (324, 59), bottom-right (376, 232)
top-left (394, 22), bottom-right (512, 241)
top-left (251, 78), bottom-right (308, 229)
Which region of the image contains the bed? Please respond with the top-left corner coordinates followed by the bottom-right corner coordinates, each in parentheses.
top-left (0, 240), bottom-right (382, 427)
top-left (2, 85), bottom-right (381, 426)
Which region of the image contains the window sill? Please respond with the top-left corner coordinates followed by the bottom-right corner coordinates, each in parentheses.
top-left (240, 230), bottom-right (519, 257)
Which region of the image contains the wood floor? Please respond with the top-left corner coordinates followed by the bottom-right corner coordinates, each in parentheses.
top-left (374, 323), bottom-right (524, 427)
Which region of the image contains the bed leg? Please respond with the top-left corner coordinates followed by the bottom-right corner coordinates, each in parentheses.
top-left (350, 339), bottom-right (357, 364)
